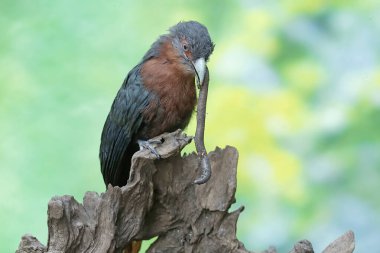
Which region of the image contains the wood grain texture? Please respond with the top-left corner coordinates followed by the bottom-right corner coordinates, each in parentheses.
top-left (16, 130), bottom-right (247, 253)
top-left (16, 130), bottom-right (356, 253)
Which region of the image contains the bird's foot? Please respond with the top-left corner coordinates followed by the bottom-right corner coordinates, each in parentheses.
top-left (138, 139), bottom-right (162, 159)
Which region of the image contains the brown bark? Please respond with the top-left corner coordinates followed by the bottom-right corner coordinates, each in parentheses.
top-left (16, 130), bottom-right (355, 253)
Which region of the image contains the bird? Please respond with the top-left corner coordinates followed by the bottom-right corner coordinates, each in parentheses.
top-left (99, 22), bottom-right (213, 252)
top-left (99, 21), bottom-right (214, 188)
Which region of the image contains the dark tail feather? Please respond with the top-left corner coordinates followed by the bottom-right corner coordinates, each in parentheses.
top-left (107, 143), bottom-right (139, 187)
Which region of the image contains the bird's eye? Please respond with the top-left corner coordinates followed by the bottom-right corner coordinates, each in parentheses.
top-left (183, 44), bottom-right (189, 51)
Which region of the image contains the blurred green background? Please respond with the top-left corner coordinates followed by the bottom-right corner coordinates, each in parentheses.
top-left (1, 0), bottom-right (380, 252)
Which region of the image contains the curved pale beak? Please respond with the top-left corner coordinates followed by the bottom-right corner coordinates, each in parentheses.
top-left (192, 58), bottom-right (206, 89)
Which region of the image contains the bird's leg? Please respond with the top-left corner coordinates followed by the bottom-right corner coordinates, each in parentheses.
top-left (137, 139), bottom-right (162, 159)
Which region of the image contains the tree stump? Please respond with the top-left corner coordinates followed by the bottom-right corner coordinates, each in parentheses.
top-left (16, 130), bottom-right (355, 253)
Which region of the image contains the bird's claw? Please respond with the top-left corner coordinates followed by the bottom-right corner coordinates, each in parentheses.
top-left (138, 139), bottom-right (162, 159)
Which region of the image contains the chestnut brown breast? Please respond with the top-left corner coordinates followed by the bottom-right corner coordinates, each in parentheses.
top-left (139, 41), bottom-right (197, 139)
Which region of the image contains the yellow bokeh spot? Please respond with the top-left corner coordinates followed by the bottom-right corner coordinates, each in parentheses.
top-left (187, 85), bottom-right (308, 203)
top-left (282, 0), bottom-right (328, 14)
top-left (283, 60), bottom-right (325, 95)
top-left (267, 148), bottom-right (306, 202)
top-left (239, 9), bottom-right (279, 58)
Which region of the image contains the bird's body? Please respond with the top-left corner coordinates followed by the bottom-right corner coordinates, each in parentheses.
top-left (139, 40), bottom-right (197, 139)
top-left (100, 21), bottom-right (214, 187)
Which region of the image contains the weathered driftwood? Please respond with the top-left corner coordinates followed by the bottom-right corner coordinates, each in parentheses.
top-left (16, 130), bottom-right (355, 253)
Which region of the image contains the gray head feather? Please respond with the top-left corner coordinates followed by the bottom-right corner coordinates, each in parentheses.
top-left (169, 21), bottom-right (214, 61)
top-left (143, 21), bottom-right (214, 63)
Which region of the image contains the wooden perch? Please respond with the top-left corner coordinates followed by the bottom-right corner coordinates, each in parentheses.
top-left (16, 130), bottom-right (356, 253)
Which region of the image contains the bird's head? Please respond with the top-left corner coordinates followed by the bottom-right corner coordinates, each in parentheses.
top-left (169, 21), bottom-right (214, 87)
